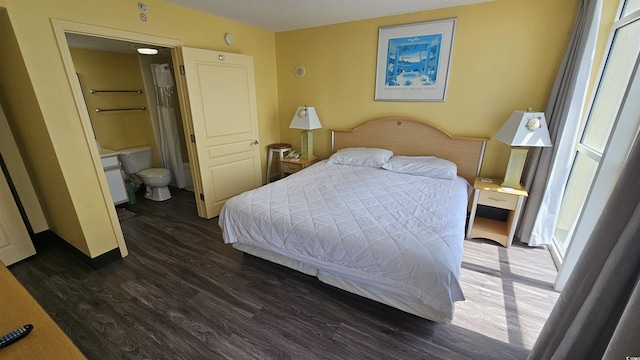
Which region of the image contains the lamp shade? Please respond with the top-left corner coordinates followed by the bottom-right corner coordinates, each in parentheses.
top-left (289, 106), bottom-right (322, 130)
top-left (494, 111), bottom-right (552, 147)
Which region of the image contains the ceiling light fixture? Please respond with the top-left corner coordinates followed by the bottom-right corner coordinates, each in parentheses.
top-left (136, 47), bottom-right (158, 55)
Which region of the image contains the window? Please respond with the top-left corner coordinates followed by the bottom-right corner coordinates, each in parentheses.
top-left (623, 0), bottom-right (640, 15)
top-left (552, 1), bottom-right (640, 288)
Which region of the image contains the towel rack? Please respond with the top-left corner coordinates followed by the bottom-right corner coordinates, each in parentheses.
top-left (95, 106), bottom-right (146, 113)
top-left (90, 89), bottom-right (143, 94)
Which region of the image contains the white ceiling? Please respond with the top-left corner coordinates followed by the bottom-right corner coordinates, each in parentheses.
top-left (164, 0), bottom-right (493, 32)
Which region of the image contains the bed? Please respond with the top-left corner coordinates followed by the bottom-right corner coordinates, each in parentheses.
top-left (219, 117), bottom-right (487, 323)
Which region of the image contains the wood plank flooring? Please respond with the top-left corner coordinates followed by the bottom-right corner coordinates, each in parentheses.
top-left (9, 188), bottom-right (559, 359)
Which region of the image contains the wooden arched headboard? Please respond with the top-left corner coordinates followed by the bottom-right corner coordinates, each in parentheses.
top-left (331, 117), bottom-right (488, 184)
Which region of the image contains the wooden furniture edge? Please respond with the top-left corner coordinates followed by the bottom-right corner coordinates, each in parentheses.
top-left (330, 117), bottom-right (490, 141)
top-left (0, 261), bottom-right (86, 359)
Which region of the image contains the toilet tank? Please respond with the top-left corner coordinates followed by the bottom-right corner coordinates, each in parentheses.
top-left (118, 146), bottom-right (152, 174)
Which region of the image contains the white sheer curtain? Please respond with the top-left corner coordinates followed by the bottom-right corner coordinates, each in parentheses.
top-left (517, 0), bottom-right (602, 246)
top-left (528, 132), bottom-right (640, 360)
top-left (151, 64), bottom-right (186, 189)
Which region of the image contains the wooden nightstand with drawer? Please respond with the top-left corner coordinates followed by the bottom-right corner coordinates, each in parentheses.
top-left (467, 177), bottom-right (528, 247)
top-left (280, 157), bottom-right (320, 175)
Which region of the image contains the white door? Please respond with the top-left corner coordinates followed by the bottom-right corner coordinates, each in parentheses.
top-left (0, 170), bottom-right (36, 265)
top-left (178, 48), bottom-right (262, 218)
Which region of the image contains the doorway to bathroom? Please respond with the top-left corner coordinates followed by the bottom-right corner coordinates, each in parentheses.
top-left (66, 33), bottom-right (193, 197)
top-left (52, 20), bottom-right (263, 257)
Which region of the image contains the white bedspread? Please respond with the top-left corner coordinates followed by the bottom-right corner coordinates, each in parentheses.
top-left (219, 161), bottom-right (468, 321)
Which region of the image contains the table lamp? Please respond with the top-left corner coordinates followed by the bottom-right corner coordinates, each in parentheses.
top-left (494, 109), bottom-right (552, 189)
top-left (289, 106), bottom-right (322, 160)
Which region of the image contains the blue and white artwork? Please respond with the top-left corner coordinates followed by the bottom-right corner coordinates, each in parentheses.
top-left (384, 34), bottom-right (442, 87)
top-left (375, 18), bottom-right (456, 101)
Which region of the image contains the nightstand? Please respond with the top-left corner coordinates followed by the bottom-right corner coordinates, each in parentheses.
top-left (280, 157), bottom-right (320, 175)
top-left (467, 177), bottom-right (528, 247)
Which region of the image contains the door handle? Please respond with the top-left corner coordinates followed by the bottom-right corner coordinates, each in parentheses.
top-left (251, 140), bottom-right (259, 146)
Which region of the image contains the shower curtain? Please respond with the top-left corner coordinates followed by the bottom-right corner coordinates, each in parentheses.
top-left (151, 64), bottom-right (186, 189)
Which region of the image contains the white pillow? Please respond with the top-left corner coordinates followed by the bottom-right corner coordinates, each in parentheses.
top-left (382, 156), bottom-right (457, 179)
top-left (328, 147), bottom-right (393, 168)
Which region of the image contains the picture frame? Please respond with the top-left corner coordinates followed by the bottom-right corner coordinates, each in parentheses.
top-left (375, 18), bottom-right (457, 102)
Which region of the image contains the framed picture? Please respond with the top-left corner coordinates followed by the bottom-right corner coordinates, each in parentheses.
top-left (375, 18), bottom-right (457, 102)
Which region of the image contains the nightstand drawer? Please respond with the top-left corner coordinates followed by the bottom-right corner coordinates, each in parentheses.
top-left (281, 157), bottom-right (319, 175)
top-left (478, 191), bottom-right (518, 210)
top-left (283, 162), bottom-right (302, 173)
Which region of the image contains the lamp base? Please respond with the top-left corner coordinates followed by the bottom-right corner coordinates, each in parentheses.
top-left (501, 147), bottom-right (528, 189)
top-left (299, 130), bottom-right (316, 160)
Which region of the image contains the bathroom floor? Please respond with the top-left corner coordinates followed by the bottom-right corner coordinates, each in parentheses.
top-left (116, 207), bottom-right (137, 222)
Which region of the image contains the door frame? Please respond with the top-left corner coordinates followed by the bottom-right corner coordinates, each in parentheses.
top-left (172, 47), bottom-right (207, 217)
top-left (51, 19), bottom-right (186, 256)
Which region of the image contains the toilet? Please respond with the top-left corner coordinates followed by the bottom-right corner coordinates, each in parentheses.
top-left (118, 146), bottom-right (172, 201)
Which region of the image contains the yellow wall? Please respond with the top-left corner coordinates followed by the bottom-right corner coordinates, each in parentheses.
top-left (70, 48), bottom-right (160, 165)
top-left (0, 0), bottom-right (280, 258)
top-left (0, 103), bottom-right (48, 233)
top-left (0, 8), bottom-right (90, 254)
top-left (276, 0), bottom-right (580, 178)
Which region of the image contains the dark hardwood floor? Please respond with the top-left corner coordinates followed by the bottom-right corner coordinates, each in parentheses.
top-left (9, 188), bottom-right (559, 359)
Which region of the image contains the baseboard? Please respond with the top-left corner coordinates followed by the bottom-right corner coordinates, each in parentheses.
top-left (32, 230), bottom-right (121, 269)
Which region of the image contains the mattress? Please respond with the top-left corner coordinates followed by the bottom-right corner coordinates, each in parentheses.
top-left (219, 160), bottom-right (468, 323)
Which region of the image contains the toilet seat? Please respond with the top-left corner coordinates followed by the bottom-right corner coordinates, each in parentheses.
top-left (138, 168), bottom-right (170, 178)
top-left (137, 167), bottom-right (172, 201)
